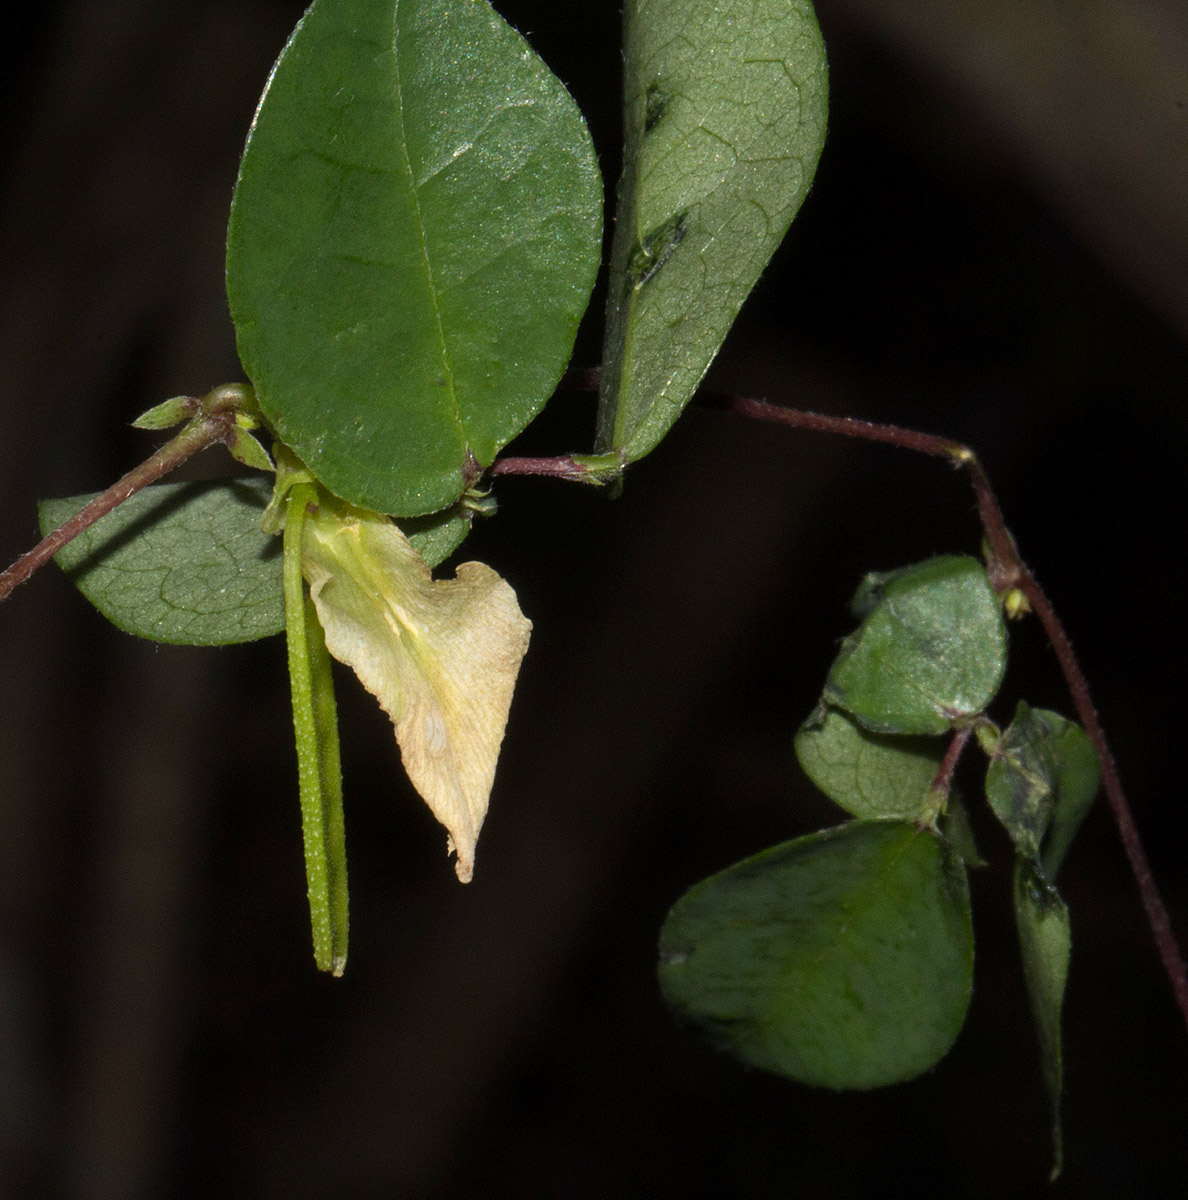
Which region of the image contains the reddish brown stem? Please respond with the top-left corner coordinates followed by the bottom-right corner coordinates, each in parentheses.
top-left (1019, 566), bottom-right (1188, 1026)
top-left (0, 412), bottom-right (233, 603)
top-left (712, 394), bottom-right (967, 458)
top-left (931, 724), bottom-right (975, 801)
top-left (488, 455), bottom-right (595, 482)
top-left (719, 392), bottom-right (1188, 1033)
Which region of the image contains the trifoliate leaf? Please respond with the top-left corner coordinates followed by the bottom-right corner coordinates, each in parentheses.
top-left (824, 556), bottom-right (1007, 735)
top-left (300, 493), bottom-right (531, 880)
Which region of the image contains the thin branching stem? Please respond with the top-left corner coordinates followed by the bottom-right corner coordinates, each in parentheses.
top-left (1018, 566), bottom-right (1188, 1026)
top-left (0, 409), bottom-right (235, 604)
top-left (708, 392), bottom-right (1188, 1033)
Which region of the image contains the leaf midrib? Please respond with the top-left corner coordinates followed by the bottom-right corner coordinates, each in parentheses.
top-left (390, 1), bottom-right (467, 457)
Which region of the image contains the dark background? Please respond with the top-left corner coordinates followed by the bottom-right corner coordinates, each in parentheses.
top-left (3, 1), bottom-right (1187, 1196)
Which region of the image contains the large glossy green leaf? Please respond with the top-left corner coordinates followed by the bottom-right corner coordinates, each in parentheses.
top-left (824, 556), bottom-right (1007, 735)
top-left (39, 480), bottom-right (285, 645)
top-left (658, 820), bottom-right (973, 1089)
top-left (596, 0), bottom-right (828, 462)
top-left (227, 0), bottom-right (602, 517)
top-left (40, 480), bottom-right (470, 646)
top-left (794, 703), bottom-right (945, 820)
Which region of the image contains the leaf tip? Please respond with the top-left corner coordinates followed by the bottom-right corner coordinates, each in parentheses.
top-left (451, 836), bottom-right (476, 884)
top-left (131, 394), bottom-right (197, 430)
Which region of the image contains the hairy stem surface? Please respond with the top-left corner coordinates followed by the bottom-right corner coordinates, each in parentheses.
top-left (0, 406), bottom-right (237, 604)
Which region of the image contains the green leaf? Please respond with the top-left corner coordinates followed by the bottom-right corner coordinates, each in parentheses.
top-left (824, 556), bottom-right (1007, 736)
top-left (596, 0), bottom-right (828, 462)
top-left (985, 706), bottom-right (1092, 1177)
top-left (794, 703), bottom-right (945, 820)
top-left (1039, 717), bottom-right (1100, 882)
top-left (984, 702), bottom-right (1100, 874)
top-left (131, 394), bottom-right (195, 430)
top-left (39, 480), bottom-right (285, 646)
top-left (40, 479), bottom-right (468, 647)
top-left (1014, 857), bottom-right (1071, 1180)
top-left (658, 820), bottom-right (973, 1089)
top-left (226, 0), bottom-right (602, 517)
top-left (399, 508), bottom-right (473, 570)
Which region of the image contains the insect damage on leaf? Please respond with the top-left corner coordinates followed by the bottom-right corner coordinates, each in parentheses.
top-left (643, 83), bottom-right (669, 133)
top-left (626, 210), bottom-right (689, 291)
top-left (300, 494), bottom-right (532, 882)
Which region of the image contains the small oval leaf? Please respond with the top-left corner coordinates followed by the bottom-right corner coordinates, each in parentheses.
top-left (658, 820), bottom-right (973, 1089)
top-left (227, 0), bottom-right (602, 516)
top-left (794, 703), bottom-right (945, 820)
top-left (824, 556), bottom-right (1007, 735)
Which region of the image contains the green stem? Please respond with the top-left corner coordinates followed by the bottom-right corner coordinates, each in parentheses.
top-left (284, 482), bottom-right (349, 976)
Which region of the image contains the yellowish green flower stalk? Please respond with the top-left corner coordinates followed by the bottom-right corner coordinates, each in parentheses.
top-left (282, 478), bottom-right (349, 975)
top-left (272, 444), bottom-right (531, 969)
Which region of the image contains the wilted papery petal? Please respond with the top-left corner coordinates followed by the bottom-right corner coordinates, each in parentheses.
top-left (300, 496), bottom-right (531, 881)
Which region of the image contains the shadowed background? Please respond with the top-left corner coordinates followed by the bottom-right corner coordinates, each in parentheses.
top-left (2, 1), bottom-right (1187, 1196)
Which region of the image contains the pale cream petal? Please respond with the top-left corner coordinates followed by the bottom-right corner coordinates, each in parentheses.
top-left (300, 497), bottom-right (531, 881)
